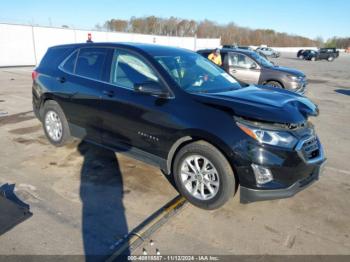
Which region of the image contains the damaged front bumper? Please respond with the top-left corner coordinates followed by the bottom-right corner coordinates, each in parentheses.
top-left (240, 159), bottom-right (326, 203)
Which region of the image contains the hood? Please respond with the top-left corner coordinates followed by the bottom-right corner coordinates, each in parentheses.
top-left (267, 65), bottom-right (305, 77)
top-left (193, 85), bottom-right (318, 124)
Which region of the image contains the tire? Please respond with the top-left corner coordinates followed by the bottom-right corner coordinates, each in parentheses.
top-left (328, 56), bottom-right (334, 62)
top-left (173, 141), bottom-right (236, 210)
top-left (299, 55), bottom-right (304, 60)
top-left (42, 100), bottom-right (72, 147)
top-left (311, 57), bottom-right (316, 62)
top-left (266, 81), bottom-right (283, 89)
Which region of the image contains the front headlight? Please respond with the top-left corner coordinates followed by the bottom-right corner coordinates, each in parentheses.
top-left (237, 122), bottom-right (298, 148)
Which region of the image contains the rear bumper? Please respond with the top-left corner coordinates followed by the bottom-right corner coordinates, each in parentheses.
top-left (240, 160), bottom-right (326, 203)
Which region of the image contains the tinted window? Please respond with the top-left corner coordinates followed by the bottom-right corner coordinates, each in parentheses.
top-left (75, 48), bottom-right (108, 80)
top-left (39, 47), bottom-right (75, 71)
top-left (110, 50), bottom-right (159, 89)
top-left (62, 51), bottom-right (78, 73)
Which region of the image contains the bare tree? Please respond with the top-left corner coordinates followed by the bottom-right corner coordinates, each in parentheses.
top-left (101, 16), bottom-right (319, 47)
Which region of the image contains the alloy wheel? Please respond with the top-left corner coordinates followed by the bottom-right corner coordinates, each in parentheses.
top-left (45, 110), bottom-right (63, 142)
top-left (180, 155), bottom-right (220, 200)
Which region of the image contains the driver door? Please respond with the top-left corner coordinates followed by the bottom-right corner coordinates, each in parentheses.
top-left (99, 48), bottom-right (175, 157)
top-left (227, 52), bottom-right (261, 84)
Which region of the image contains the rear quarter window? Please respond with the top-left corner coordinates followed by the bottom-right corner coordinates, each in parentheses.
top-left (39, 47), bottom-right (75, 71)
top-left (61, 51), bottom-right (78, 73)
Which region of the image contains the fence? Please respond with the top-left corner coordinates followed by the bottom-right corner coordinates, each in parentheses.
top-left (0, 23), bottom-right (221, 67)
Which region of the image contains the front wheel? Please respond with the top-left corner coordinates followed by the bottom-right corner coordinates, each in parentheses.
top-left (173, 141), bottom-right (236, 210)
top-left (266, 81), bottom-right (283, 89)
top-left (311, 57), bottom-right (316, 61)
top-left (328, 56), bottom-right (334, 62)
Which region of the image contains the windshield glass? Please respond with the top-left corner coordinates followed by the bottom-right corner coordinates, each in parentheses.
top-left (154, 53), bottom-right (241, 93)
top-left (250, 52), bottom-right (274, 67)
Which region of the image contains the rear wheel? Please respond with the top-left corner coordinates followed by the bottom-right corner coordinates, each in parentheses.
top-left (266, 81), bottom-right (283, 89)
top-left (42, 100), bottom-right (72, 147)
top-left (328, 56), bottom-right (334, 62)
top-left (173, 141), bottom-right (236, 210)
top-left (311, 57), bottom-right (316, 61)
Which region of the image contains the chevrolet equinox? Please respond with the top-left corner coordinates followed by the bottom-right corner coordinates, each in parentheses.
top-left (32, 43), bottom-right (326, 209)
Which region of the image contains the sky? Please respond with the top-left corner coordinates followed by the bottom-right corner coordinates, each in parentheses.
top-left (1, 0), bottom-right (349, 40)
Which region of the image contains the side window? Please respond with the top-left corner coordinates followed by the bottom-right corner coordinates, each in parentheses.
top-left (110, 50), bottom-right (159, 89)
top-left (62, 51), bottom-right (78, 73)
top-left (229, 53), bottom-right (255, 69)
top-left (75, 47), bottom-right (108, 80)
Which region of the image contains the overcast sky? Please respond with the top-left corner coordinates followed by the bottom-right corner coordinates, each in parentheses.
top-left (1, 0), bottom-right (349, 39)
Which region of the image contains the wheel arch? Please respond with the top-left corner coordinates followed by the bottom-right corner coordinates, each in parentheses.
top-left (38, 93), bottom-right (61, 120)
top-left (263, 79), bottom-right (284, 88)
top-left (165, 132), bottom-right (239, 185)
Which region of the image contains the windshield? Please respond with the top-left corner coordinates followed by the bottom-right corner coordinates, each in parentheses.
top-left (250, 52), bottom-right (274, 67)
top-left (154, 53), bottom-right (241, 93)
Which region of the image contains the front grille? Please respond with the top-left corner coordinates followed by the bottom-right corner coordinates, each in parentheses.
top-left (301, 136), bottom-right (320, 161)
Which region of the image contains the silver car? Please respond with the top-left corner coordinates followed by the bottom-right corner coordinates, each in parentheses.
top-left (198, 48), bottom-right (307, 94)
top-left (256, 47), bottom-right (281, 58)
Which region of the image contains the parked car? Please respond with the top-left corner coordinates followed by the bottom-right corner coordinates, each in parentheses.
top-left (297, 49), bottom-right (318, 59)
top-left (297, 49), bottom-right (305, 59)
top-left (319, 48), bottom-right (339, 61)
top-left (300, 50), bottom-right (317, 61)
top-left (33, 43), bottom-right (325, 209)
top-left (304, 48), bottom-right (339, 62)
top-left (256, 47), bottom-right (280, 58)
top-left (297, 49), bottom-right (309, 59)
top-left (198, 48), bottom-right (307, 94)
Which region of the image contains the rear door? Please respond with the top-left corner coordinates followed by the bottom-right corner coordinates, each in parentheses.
top-left (226, 52), bottom-right (261, 84)
top-left (58, 47), bottom-right (111, 142)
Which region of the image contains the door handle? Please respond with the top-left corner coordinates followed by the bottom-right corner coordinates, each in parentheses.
top-left (102, 90), bottom-right (115, 97)
top-left (57, 76), bottom-right (66, 83)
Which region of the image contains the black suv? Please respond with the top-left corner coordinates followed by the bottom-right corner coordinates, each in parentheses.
top-left (301, 48), bottom-right (339, 62)
top-left (32, 43), bottom-right (325, 209)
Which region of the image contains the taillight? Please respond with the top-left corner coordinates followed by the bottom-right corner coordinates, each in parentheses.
top-left (32, 70), bottom-right (38, 81)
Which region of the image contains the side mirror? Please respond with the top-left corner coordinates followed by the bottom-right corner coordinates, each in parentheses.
top-left (134, 81), bottom-right (169, 98)
top-left (250, 63), bottom-right (258, 70)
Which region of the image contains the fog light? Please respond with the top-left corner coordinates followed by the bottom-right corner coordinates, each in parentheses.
top-left (251, 164), bottom-right (273, 185)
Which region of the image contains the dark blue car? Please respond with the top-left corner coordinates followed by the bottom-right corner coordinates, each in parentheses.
top-left (32, 43), bottom-right (325, 209)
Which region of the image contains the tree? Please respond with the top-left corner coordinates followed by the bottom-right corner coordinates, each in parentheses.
top-left (105, 19), bottom-right (128, 32)
top-left (100, 16), bottom-right (319, 47)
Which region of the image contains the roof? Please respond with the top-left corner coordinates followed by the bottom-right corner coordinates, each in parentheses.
top-left (50, 42), bottom-right (194, 56)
